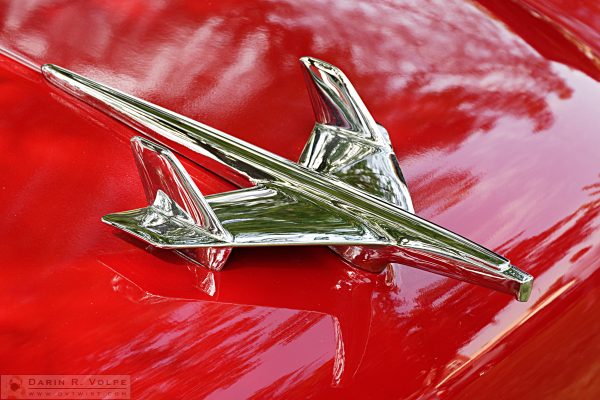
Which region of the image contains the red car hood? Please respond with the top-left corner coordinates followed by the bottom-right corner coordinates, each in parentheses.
top-left (1, 0), bottom-right (599, 398)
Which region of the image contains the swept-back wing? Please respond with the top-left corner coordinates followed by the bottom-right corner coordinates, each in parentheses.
top-left (103, 137), bottom-right (387, 268)
top-left (299, 57), bottom-right (413, 212)
top-left (206, 184), bottom-right (384, 246)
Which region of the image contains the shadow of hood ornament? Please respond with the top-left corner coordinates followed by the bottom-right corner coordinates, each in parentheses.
top-left (41, 56), bottom-right (533, 302)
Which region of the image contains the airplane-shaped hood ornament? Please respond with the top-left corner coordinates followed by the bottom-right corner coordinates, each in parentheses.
top-left (42, 57), bottom-right (533, 301)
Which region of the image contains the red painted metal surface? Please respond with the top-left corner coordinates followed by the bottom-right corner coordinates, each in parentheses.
top-left (0, 0), bottom-right (599, 398)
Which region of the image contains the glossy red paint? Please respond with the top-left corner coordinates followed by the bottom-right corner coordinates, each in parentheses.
top-left (0, 0), bottom-right (599, 398)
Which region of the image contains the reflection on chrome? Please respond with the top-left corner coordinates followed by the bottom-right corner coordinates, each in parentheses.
top-left (42, 57), bottom-right (533, 301)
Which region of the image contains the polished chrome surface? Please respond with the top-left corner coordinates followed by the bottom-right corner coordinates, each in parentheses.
top-left (299, 57), bottom-right (413, 212)
top-left (106, 136), bottom-right (386, 247)
top-left (41, 57), bottom-right (533, 301)
top-left (105, 137), bottom-right (233, 270)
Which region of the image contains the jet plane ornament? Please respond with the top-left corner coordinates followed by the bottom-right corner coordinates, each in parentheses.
top-left (42, 57), bottom-right (533, 301)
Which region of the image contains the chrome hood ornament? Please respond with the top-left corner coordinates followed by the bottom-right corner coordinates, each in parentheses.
top-left (42, 57), bottom-right (533, 301)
